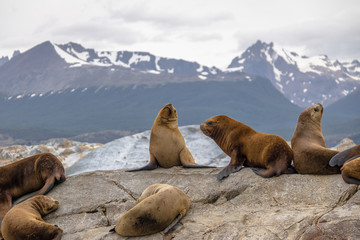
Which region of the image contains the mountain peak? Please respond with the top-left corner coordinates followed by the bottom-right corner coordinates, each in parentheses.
top-left (227, 40), bottom-right (360, 107)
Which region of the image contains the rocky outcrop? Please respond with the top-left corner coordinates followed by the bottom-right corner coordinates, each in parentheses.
top-left (45, 167), bottom-right (360, 240)
top-left (0, 138), bottom-right (101, 167)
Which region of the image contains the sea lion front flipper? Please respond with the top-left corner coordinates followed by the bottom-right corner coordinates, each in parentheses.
top-left (217, 150), bottom-right (245, 181)
top-left (329, 145), bottom-right (360, 167)
top-left (14, 177), bottom-right (56, 204)
top-left (126, 154), bottom-right (159, 172)
top-left (162, 213), bottom-right (183, 234)
top-left (342, 174), bottom-right (360, 185)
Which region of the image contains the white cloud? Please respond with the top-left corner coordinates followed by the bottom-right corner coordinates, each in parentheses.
top-left (0, 0), bottom-right (359, 67)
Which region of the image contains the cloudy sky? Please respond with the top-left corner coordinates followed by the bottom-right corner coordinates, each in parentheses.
top-left (0, 0), bottom-right (359, 68)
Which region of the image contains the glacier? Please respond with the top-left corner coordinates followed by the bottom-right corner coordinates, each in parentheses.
top-left (66, 125), bottom-right (230, 176)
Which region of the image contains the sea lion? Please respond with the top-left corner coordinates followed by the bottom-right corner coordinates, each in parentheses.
top-left (127, 103), bottom-right (214, 171)
top-left (330, 145), bottom-right (360, 184)
top-left (291, 103), bottom-right (340, 174)
top-left (200, 115), bottom-right (294, 180)
top-left (0, 153), bottom-right (66, 231)
top-left (1, 195), bottom-right (62, 240)
top-left (110, 184), bottom-right (190, 237)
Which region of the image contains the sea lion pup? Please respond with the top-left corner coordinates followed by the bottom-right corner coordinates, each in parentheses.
top-left (1, 195), bottom-right (62, 240)
top-left (200, 115), bottom-right (294, 180)
top-left (0, 153), bottom-right (66, 231)
top-left (291, 103), bottom-right (340, 174)
top-left (127, 103), bottom-right (214, 171)
top-left (110, 184), bottom-right (190, 237)
top-left (330, 145), bottom-right (360, 184)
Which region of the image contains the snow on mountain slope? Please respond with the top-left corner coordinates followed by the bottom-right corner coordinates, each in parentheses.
top-left (55, 42), bottom-right (219, 79)
top-left (0, 138), bottom-right (101, 168)
top-left (227, 40), bottom-right (360, 107)
top-left (66, 125), bottom-right (229, 176)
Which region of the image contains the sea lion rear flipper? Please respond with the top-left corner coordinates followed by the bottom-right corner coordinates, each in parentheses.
top-left (182, 164), bottom-right (216, 168)
top-left (126, 154), bottom-right (159, 172)
top-left (329, 145), bottom-right (360, 167)
top-left (125, 162), bottom-right (158, 172)
top-left (14, 177), bottom-right (55, 204)
top-left (162, 213), bottom-right (183, 234)
top-left (52, 231), bottom-right (62, 240)
top-left (251, 168), bottom-right (276, 178)
top-left (217, 165), bottom-right (244, 181)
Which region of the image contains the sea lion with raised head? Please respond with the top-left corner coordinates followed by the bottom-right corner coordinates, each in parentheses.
top-left (0, 153), bottom-right (66, 233)
top-left (110, 184), bottom-right (190, 237)
top-left (330, 145), bottom-right (360, 184)
top-left (291, 103), bottom-right (340, 174)
top-left (1, 195), bottom-right (62, 240)
top-left (127, 103), bottom-right (214, 171)
top-left (200, 115), bottom-right (294, 180)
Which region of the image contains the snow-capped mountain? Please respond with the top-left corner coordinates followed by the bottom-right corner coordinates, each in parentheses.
top-left (0, 41), bottom-right (225, 96)
top-left (227, 40), bottom-right (360, 107)
top-left (1, 40), bottom-right (360, 108)
top-left (56, 42), bottom-right (219, 77)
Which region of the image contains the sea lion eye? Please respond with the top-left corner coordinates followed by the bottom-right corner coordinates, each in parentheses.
top-left (314, 107), bottom-right (319, 112)
top-left (207, 121), bottom-right (214, 126)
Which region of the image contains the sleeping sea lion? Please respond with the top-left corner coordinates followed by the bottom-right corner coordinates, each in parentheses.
top-left (1, 195), bottom-right (62, 240)
top-left (0, 153), bottom-right (66, 233)
top-left (110, 184), bottom-right (190, 236)
top-left (127, 103), bottom-right (214, 171)
top-left (200, 115), bottom-right (294, 180)
top-left (291, 103), bottom-right (340, 174)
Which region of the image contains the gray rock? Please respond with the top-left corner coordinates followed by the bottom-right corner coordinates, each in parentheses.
top-left (44, 167), bottom-right (360, 240)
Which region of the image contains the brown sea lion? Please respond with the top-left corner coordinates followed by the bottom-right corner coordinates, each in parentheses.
top-left (339, 156), bottom-right (360, 185)
top-left (0, 153), bottom-right (66, 232)
top-left (200, 115), bottom-right (294, 180)
top-left (291, 103), bottom-right (340, 174)
top-left (110, 184), bottom-right (190, 237)
top-left (127, 103), bottom-right (214, 171)
top-left (330, 145), bottom-right (360, 184)
top-left (1, 195), bottom-right (62, 240)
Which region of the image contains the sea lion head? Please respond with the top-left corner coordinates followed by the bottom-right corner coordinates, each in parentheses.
top-left (200, 115), bottom-right (229, 138)
top-left (31, 195), bottom-right (59, 216)
top-left (298, 103), bottom-right (323, 125)
top-left (156, 103), bottom-right (178, 124)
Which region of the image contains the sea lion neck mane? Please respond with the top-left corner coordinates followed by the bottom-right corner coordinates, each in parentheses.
top-left (202, 115), bottom-right (256, 154)
top-left (293, 105), bottom-right (325, 147)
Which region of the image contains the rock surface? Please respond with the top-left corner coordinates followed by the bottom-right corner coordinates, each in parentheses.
top-left (44, 167), bottom-right (360, 240)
